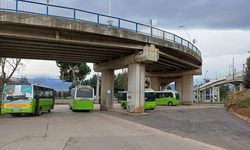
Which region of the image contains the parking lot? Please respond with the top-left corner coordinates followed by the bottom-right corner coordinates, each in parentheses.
top-left (0, 105), bottom-right (225, 150)
top-left (107, 104), bottom-right (250, 150)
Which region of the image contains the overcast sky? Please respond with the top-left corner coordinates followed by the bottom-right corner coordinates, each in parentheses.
top-left (16, 0), bottom-right (250, 83)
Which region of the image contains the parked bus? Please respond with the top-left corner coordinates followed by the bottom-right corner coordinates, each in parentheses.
top-left (69, 85), bottom-right (94, 111)
top-left (1, 83), bottom-right (55, 116)
top-left (155, 90), bottom-right (180, 106)
top-left (118, 91), bottom-right (156, 110)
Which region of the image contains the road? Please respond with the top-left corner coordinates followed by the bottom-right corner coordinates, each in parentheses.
top-left (0, 105), bottom-right (224, 150)
top-left (106, 105), bottom-right (250, 150)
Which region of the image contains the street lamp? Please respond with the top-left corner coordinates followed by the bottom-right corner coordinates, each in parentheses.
top-left (179, 25), bottom-right (191, 42)
top-left (108, 0), bottom-right (112, 16)
top-left (107, 0), bottom-right (113, 26)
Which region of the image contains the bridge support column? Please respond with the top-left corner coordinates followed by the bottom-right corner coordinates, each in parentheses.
top-left (175, 80), bottom-right (182, 99)
top-left (127, 63), bottom-right (145, 113)
top-left (181, 75), bottom-right (193, 105)
top-left (239, 83), bottom-right (244, 91)
top-left (150, 76), bottom-right (160, 91)
top-left (0, 57), bottom-right (2, 66)
top-left (100, 70), bottom-right (114, 111)
top-left (217, 86), bottom-right (221, 102)
top-left (212, 86), bottom-right (215, 102)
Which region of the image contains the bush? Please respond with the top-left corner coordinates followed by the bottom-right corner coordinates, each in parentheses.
top-left (243, 56), bottom-right (250, 89)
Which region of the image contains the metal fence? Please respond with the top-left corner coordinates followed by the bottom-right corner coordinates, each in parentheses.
top-left (0, 0), bottom-right (201, 58)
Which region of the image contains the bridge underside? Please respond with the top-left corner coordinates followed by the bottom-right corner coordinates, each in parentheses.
top-left (0, 11), bottom-right (202, 113)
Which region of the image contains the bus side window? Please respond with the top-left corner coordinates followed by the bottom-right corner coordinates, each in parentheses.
top-left (156, 93), bottom-right (160, 98)
top-left (166, 92), bottom-right (173, 98)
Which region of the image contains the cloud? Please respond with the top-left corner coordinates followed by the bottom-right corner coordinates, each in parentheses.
top-left (54, 0), bottom-right (250, 29)
top-left (6, 0), bottom-right (250, 29)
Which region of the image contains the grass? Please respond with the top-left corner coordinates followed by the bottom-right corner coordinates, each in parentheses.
top-left (239, 99), bottom-right (250, 108)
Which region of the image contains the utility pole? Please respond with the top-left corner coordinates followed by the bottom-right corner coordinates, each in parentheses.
top-left (204, 71), bottom-right (208, 84)
top-left (232, 57), bottom-right (235, 80)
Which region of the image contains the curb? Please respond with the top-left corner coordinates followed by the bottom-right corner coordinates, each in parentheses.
top-left (108, 109), bottom-right (149, 116)
top-left (228, 108), bottom-right (250, 123)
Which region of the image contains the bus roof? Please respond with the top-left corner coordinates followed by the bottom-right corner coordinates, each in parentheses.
top-left (4, 83), bottom-right (55, 91)
top-left (71, 85), bottom-right (94, 90)
top-left (153, 90), bottom-right (179, 93)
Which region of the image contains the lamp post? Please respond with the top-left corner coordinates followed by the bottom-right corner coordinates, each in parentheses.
top-left (108, 0), bottom-right (112, 16)
top-left (46, 0), bottom-right (51, 15)
top-left (179, 25), bottom-right (191, 42)
top-left (107, 0), bottom-right (113, 26)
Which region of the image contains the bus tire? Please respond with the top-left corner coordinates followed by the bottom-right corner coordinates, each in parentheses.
top-left (35, 107), bottom-right (42, 116)
top-left (168, 102), bottom-right (173, 106)
top-left (48, 109), bottom-right (51, 113)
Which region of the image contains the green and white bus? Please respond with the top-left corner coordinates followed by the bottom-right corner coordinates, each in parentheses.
top-left (1, 83), bottom-right (55, 116)
top-left (69, 86), bottom-right (94, 111)
top-left (155, 90), bottom-right (181, 106)
top-left (118, 91), bottom-right (156, 110)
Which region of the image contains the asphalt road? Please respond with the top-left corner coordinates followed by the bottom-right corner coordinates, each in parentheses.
top-left (106, 105), bottom-right (250, 150)
top-left (0, 105), bottom-right (224, 150)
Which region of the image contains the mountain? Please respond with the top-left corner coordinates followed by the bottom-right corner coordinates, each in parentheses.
top-left (27, 77), bottom-right (72, 91)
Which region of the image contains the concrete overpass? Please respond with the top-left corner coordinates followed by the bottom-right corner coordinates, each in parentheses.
top-left (196, 72), bottom-right (244, 102)
top-left (0, 0), bottom-right (202, 113)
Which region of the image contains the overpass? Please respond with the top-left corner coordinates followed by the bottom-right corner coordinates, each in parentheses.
top-left (0, 0), bottom-right (202, 113)
top-left (196, 72), bottom-right (244, 102)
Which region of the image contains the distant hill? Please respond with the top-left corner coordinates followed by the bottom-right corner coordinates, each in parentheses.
top-left (27, 77), bottom-right (72, 91)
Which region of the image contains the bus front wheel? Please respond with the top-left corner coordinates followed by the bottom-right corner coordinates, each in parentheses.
top-left (34, 107), bottom-right (42, 116)
top-left (168, 102), bottom-right (173, 106)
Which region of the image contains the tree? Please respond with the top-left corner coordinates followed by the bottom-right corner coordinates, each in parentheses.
top-left (220, 84), bottom-right (230, 101)
top-left (0, 58), bottom-right (22, 96)
top-left (56, 61), bottom-right (91, 86)
top-left (243, 55), bottom-right (250, 89)
top-left (114, 72), bottom-right (127, 93)
top-left (83, 74), bottom-right (97, 88)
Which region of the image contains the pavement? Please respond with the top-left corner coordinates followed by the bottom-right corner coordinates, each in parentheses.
top-left (0, 105), bottom-right (225, 150)
top-left (106, 104), bottom-right (250, 150)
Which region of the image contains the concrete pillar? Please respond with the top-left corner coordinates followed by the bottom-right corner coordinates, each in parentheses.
top-left (181, 75), bottom-right (193, 105)
top-left (217, 86), bottom-right (220, 102)
top-left (100, 70), bottom-right (114, 111)
top-left (239, 83), bottom-right (244, 91)
top-left (209, 88), bottom-right (212, 101)
top-left (150, 76), bottom-right (160, 91)
top-left (175, 80), bottom-right (182, 100)
top-left (127, 64), bottom-right (145, 113)
top-left (212, 86), bottom-right (215, 102)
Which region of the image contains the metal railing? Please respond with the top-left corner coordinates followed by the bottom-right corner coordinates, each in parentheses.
top-left (0, 0), bottom-right (201, 59)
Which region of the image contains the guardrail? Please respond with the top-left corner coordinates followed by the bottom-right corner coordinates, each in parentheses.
top-left (0, 0), bottom-right (201, 59)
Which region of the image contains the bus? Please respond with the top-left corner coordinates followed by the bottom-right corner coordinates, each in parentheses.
top-left (69, 85), bottom-right (94, 111)
top-left (1, 83), bottom-right (55, 116)
top-left (117, 91), bottom-right (156, 110)
top-left (155, 90), bottom-right (181, 106)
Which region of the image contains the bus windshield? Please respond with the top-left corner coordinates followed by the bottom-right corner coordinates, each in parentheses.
top-left (3, 85), bottom-right (33, 102)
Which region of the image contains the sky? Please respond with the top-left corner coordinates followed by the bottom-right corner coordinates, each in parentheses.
top-left (10, 0), bottom-right (250, 83)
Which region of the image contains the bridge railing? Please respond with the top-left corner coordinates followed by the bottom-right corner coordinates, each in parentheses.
top-left (0, 0), bottom-right (201, 59)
